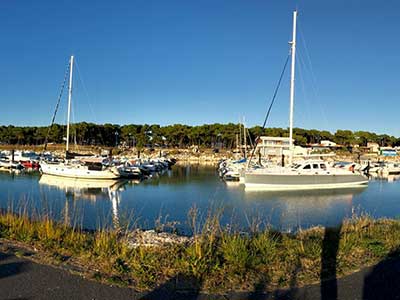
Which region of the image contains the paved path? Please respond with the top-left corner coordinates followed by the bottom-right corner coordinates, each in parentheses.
top-left (1, 251), bottom-right (400, 300)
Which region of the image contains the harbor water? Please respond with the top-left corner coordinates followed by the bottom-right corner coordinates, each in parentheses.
top-left (0, 164), bottom-right (399, 234)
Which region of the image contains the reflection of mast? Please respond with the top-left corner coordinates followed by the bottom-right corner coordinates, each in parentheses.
top-left (63, 197), bottom-right (70, 225)
top-left (108, 183), bottom-right (123, 229)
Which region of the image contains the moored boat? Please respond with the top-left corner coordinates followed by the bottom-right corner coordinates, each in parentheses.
top-left (40, 159), bottom-right (120, 179)
top-left (245, 160), bottom-right (368, 191)
top-left (0, 159), bottom-right (24, 171)
top-left (40, 56), bottom-right (121, 180)
top-left (244, 11), bottom-right (369, 191)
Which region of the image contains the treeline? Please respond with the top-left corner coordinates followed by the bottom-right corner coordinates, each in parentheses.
top-left (0, 123), bottom-right (399, 149)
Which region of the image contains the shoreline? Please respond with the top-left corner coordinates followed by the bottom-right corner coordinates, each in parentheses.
top-left (2, 144), bottom-right (399, 163)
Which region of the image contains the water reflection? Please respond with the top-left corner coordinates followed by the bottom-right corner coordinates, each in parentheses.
top-left (223, 183), bottom-right (368, 232)
top-left (0, 165), bottom-right (398, 233)
top-left (243, 187), bottom-right (366, 204)
top-left (39, 175), bottom-right (121, 198)
top-left (39, 175), bottom-right (126, 229)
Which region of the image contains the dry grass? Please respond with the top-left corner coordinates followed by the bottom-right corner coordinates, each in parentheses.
top-left (0, 209), bottom-right (399, 293)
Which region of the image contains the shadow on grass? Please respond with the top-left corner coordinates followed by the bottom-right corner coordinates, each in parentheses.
top-left (258, 223), bottom-right (344, 300)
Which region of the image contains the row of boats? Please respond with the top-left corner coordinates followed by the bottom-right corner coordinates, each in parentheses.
top-left (0, 150), bottom-right (177, 180)
top-left (0, 150), bottom-right (39, 170)
top-left (41, 155), bottom-right (176, 179)
top-left (366, 162), bottom-right (400, 176)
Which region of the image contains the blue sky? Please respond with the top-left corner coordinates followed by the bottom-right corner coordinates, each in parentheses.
top-left (1, 1), bottom-right (399, 136)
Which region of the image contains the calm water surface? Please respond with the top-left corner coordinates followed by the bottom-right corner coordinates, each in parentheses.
top-left (0, 164), bottom-right (399, 233)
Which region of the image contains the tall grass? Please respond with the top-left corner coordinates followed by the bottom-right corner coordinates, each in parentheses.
top-left (0, 207), bottom-right (400, 293)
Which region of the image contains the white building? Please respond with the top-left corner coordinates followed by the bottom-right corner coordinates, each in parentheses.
top-left (367, 142), bottom-right (380, 153)
top-left (320, 140), bottom-right (337, 147)
top-left (293, 145), bottom-right (309, 156)
top-left (255, 136), bottom-right (309, 164)
top-left (256, 136), bottom-right (293, 157)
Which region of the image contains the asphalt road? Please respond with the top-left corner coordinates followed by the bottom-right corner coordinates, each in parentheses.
top-left (1, 251), bottom-right (400, 300)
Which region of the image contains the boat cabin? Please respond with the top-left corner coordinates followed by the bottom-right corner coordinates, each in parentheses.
top-left (293, 161), bottom-right (328, 170)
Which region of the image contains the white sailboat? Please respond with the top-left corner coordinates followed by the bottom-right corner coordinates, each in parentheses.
top-left (244, 11), bottom-right (368, 191)
top-left (40, 56), bottom-right (121, 180)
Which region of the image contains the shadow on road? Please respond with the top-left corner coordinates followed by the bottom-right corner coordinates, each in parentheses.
top-left (0, 252), bottom-right (28, 280)
top-left (362, 247), bottom-right (400, 300)
top-left (246, 274), bottom-right (271, 300)
top-left (320, 224), bottom-right (342, 300)
top-left (138, 273), bottom-right (203, 300)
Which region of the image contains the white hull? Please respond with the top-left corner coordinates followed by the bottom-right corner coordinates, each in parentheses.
top-left (40, 162), bottom-right (120, 179)
top-left (244, 160), bottom-right (369, 191)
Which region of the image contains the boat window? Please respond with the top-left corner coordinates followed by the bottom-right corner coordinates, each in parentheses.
top-left (312, 164), bottom-right (319, 169)
top-left (303, 164), bottom-right (311, 169)
top-left (320, 164), bottom-right (327, 169)
top-left (87, 162), bottom-right (103, 171)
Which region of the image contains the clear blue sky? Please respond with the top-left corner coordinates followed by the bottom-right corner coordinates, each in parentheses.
top-left (1, 0), bottom-right (399, 136)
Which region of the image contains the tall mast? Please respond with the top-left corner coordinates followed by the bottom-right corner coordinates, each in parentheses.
top-left (288, 11), bottom-right (297, 165)
top-left (66, 55), bottom-right (74, 152)
top-left (239, 117), bottom-right (242, 156)
top-left (243, 116), bottom-right (247, 159)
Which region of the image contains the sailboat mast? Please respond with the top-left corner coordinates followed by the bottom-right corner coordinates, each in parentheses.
top-left (239, 118), bottom-right (242, 156)
top-left (288, 11), bottom-right (297, 165)
top-left (66, 55), bottom-right (74, 152)
top-left (243, 117), bottom-right (247, 159)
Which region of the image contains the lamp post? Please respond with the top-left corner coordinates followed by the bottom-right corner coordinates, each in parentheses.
top-left (128, 133), bottom-right (132, 148)
top-left (115, 131), bottom-right (119, 147)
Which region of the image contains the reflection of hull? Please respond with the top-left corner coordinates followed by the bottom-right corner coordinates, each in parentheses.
top-left (39, 174), bottom-right (120, 189)
top-left (244, 187), bottom-right (366, 200)
top-left (244, 173), bottom-right (368, 191)
top-left (241, 187), bottom-right (367, 232)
